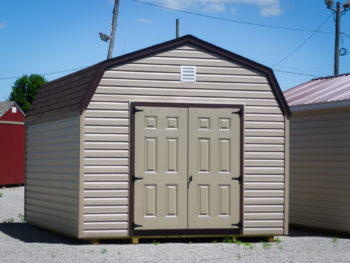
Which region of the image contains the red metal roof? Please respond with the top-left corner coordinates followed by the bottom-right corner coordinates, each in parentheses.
top-left (284, 73), bottom-right (350, 106)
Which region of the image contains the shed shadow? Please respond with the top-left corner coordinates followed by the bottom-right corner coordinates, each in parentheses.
top-left (0, 222), bottom-right (83, 244)
top-left (289, 225), bottom-right (350, 239)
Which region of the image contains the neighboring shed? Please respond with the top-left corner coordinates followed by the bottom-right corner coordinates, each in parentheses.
top-left (0, 101), bottom-right (25, 186)
top-left (25, 35), bottom-right (290, 241)
top-left (284, 73), bottom-right (350, 233)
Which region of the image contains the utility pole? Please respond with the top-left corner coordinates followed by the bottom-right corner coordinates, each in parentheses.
top-left (107, 0), bottom-right (120, 60)
top-left (325, 0), bottom-right (350, 75)
top-left (334, 2), bottom-right (341, 75)
top-left (176, 19), bottom-right (180, 38)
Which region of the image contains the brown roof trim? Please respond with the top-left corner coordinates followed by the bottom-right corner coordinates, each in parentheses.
top-left (79, 35), bottom-right (290, 117)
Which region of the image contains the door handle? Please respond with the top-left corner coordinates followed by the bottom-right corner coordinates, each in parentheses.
top-left (187, 175), bottom-right (193, 188)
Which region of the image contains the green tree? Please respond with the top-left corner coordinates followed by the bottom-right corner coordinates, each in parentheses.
top-left (8, 74), bottom-right (47, 113)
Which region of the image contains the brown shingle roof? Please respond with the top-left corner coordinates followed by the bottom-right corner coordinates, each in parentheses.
top-left (26, 35), bottom-right (290, 123)
top-left (284, 73), bottom-right (350, 107)
top-left (26, 64), bottom-right (100, 122)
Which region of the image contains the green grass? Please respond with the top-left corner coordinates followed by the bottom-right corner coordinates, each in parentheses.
top-left (262, 242), bottom-right (272, 249)
top-left (0, 192), bottom-right (3, 197)
top-left (101, 248), bottom-right (107, 254)
top-left (332, 236), bottom-right (338, 244)
top-left (212, 240), bottom-right (217, 244)
top-left (223, 236), bottom-right (233, 243)
top-left (152, 240), bottom-right (160, 246)
top-left (274, 237), bottom-right (282, 244)
top-left (235, 240), bottom-right (242, 246)
top-left (244, 242), bottom-right (253, 250)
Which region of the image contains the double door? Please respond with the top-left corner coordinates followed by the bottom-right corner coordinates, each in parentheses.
top-left (133, 106), bottom-right (240, 230)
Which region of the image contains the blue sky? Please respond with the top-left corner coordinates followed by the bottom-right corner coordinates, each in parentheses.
top-left (1, 0), bottom-right (350, 101)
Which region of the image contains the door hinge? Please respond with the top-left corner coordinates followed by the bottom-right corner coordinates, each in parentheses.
top-left (132, 176), bottom-right (143, 182)
top-left (232, 176), bottom-right (243, 183)
top-left (133, 107), bottom-right (143, 114)
top-left (232, 109), bottom-right (243, 116)
top-left (231, 222), bottom-right (242, 228)
top-left (132, 222), bottom-right (143, 229)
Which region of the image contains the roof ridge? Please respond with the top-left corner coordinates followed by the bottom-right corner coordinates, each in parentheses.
top-left (311, 72), bottom-right (350, 81)
top-left (0, 101), bottom-right (15, 118)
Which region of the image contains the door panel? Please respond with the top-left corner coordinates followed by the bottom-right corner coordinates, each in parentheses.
top-left (134, 106), bottom-right (241, 231)
top-left (188, 108), bottom-right (240, 229)
top-left (134, 107), bottom-right (188, 230)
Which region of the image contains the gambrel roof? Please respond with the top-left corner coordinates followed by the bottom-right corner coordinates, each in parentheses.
top-left (26, 35), bottom-right (290, 123)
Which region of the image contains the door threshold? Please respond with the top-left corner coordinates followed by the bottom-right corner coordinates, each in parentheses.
top-left (133, 229), bottom-right (240, 236)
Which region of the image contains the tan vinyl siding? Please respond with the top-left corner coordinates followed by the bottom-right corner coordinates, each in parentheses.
top-left (26, 115), bottom-right (80, 237)
top-left (290, 109), bottom-right (350, 232)
top-left (83, 44), bottom-right (286, 237)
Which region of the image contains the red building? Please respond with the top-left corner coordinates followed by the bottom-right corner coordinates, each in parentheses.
top-left (0, 101), bottom-right (25, 186)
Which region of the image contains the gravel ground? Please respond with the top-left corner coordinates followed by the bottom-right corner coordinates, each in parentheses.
top-left (1, 186), bottom-right (350, 263)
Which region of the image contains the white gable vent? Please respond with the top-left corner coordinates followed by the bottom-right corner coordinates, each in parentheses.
top-left (181, 66), bottom-right (196, 82)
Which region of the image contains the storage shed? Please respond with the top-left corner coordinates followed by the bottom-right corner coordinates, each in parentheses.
top-left (284, 73), bottom-right (350, 233)
top-left (25, 35), bottom-right (290, 241)
top-left (0, 101), bottom-right (25, 186)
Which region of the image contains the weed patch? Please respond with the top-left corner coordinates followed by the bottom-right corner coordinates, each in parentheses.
top-left (223, 236), bottom-right (233, 243)
top-left (262, 242), bottom-right (272, 249)
top-left (274, 237), bottom-right (282, 244)
top-left (244, 242), bottom-right (253, 250)
top-left (332, 236), bottom-right (338, 245)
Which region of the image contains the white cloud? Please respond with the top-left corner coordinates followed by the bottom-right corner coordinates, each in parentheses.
top-left (204, 2), bottom-right (226, 12)
top-left (0, 22), bottom-right (6, 29)
top-left (150, 0), bottom-right (282, 16)
top-left (230, 6), bottom-right (237, 14)
top-left (138, 18), bottom-right (152, 24)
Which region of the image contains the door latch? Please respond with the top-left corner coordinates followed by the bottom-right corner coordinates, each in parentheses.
top-left (187, 175), bottom-right (193, 188)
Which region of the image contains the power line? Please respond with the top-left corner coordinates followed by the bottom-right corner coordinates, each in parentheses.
top-left (272, 14), bottom-right (332, 68)
top-left (0, 64), bottom-right (322, 82)
top-left (274, 69), bottom-right (322, 77)
top-left (0, 67), bottom-right (86, 80)
top-left (132, 0), bottom-right (333, 34)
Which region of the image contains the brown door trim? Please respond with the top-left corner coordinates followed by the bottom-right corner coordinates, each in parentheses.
top-left (129, 102), bottom-right (244, 237)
